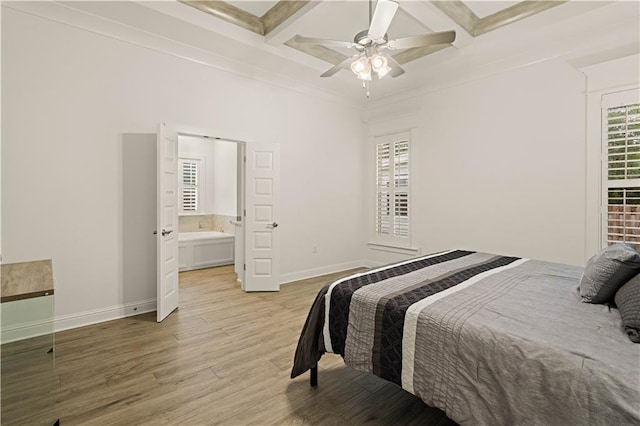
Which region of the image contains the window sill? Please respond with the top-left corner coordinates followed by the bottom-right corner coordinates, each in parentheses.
top-left (367, 242), bottom-right (420, 256)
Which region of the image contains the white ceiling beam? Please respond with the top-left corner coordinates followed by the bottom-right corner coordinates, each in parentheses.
top-left (398, 0), bottom-right (473, 48)
top-left (264, 1), bottom-right (322, 46)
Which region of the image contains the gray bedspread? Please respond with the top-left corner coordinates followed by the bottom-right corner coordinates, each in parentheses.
top-left (291, 250), bottom-right (640, 425)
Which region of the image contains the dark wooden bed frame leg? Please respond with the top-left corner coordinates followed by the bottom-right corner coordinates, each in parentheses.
top-left (310, 363), bottom-right (318, 387)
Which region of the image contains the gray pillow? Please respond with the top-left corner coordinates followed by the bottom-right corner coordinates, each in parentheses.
top-left (579, 243), bottom-right (640, 304)
top-left (615, 274), bottom-right (640, 343)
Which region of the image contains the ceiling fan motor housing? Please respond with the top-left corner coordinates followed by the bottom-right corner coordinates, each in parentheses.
top-left (354, 29), bottom-right (388, 48)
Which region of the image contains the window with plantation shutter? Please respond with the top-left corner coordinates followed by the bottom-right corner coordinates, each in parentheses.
top-left (603, 89), bottom-right (640, 248)
top-left (375, 133), bottom-right (410, 242)
top-left (179, 157), bottom-right (203, 214)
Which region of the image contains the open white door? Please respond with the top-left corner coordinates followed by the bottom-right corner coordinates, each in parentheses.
top-left (156, 123), bottom-right (179, 321)
top-left (244, 142), bottom-right (281, 292)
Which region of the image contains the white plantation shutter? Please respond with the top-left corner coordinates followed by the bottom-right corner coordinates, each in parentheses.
top-left (394, 192), bottom-right (409, 236)
top-left (394, 141), bottom-right (409, 237)
top-left (179, 158), bottom-right (201, 213)
top-left (182, 187), bottom-right (197, 211)
top-left (376, 134), bottom-right (410, 240)
top-left (603, 89), bottom-right (640, 247)
top-left (376, 143), bottom-right (391, 235)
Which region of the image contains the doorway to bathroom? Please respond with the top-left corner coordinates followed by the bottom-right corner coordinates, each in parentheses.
top-left (122, 127), bottom-right (280, 322)
top-left (176, 135), bottom-right (244, 285)
top-left (155, 123), bottom-right (281, 322)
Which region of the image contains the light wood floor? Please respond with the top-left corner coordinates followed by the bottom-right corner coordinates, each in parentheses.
top-left (51, 266), bottom-right (456, 425)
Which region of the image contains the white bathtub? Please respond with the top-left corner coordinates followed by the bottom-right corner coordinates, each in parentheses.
top-left (178, 231), bottom-right (235, 271)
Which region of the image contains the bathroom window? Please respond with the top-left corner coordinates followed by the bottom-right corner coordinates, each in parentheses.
top-left (179, 157), bottom-right (204, 214)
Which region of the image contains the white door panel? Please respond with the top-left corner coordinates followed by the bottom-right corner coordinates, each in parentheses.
top-left (244, 143), bottom-right (280, 292)
top-left (157, 123), bottom-right (179, 321)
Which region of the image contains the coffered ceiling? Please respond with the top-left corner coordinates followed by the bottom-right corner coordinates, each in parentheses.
top-left (30, 1), bottom-right (640, 105)
top-left (176, 0), bottom-right (572, 65)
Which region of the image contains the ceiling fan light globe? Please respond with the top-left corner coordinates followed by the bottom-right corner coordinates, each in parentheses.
top-left (370, 54), bottom-right (388, 72)
top-left (377, 66), bottom-right (391, 79)
top-left (357, 69), bottom-right (372, 81)
top-left (350, 57), bottom-right (369, 75)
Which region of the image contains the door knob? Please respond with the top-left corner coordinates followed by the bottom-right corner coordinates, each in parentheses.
top-left (267, 222), bottom-right (279, 229)
top-left (161, 229), bottom-right (173, 236)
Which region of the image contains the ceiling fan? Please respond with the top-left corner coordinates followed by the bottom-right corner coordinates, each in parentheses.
top-left (295, 0), bottom-right (455, 96)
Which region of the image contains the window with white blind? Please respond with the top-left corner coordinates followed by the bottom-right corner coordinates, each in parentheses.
top-left (603, 89), bottom-right (640, 248)
top-left (375, 133), bottom-right (410, 243)
top-left (179, 157), bottom-right (204, 214)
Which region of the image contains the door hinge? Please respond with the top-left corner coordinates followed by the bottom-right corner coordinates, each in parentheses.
top-left (243, 264), bottom-right (246, 271)
top-left (244, 155), bottom-right (246, 163)
top-left (244, 209), bottom-right (246, 217)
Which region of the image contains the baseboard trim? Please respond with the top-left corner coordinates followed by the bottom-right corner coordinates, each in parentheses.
top-left (55, 299), bottom-right (157, 333)
top-left (1, 319), bottom-right (55, 344)
top-left (4, 260), bottom-right (389, 341)
top-left (280, 260), bottom-right (371, 285)
top-left (2, 299), bottom-right (158, 343)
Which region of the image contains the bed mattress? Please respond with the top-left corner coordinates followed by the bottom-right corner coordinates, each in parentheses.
top-left (291, 250), bottom-right (640, 425)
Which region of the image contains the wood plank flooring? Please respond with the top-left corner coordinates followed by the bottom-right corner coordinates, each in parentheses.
top-left (51, 266), bottom-right (457, 425)
top-left (1, 335), bottom-right (57, 425)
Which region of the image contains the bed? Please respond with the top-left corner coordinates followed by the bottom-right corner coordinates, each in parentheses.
top-left (291, 250), bottom-right (640, 425)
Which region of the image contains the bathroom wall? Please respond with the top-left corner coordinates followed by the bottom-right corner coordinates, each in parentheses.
top-left (178, 214), bottom-right (235, 234)
top-left (178, 136), bottom-right (237, 234)
top-left (212, 140), bottom-right (238, 218)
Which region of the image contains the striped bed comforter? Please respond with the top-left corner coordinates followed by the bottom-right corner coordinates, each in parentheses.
top-left (291, 250), bottom-right (640, 425)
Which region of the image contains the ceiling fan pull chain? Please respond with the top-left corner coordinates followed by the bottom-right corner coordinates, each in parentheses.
top-left (361, 80), bottom-right (371, 98)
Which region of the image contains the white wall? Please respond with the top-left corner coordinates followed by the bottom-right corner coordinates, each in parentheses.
top-left (212, 139), bottom-right (238, 217)
top-left (1, 7), bottom-right (365, 328)
top-left (365, 59), bottom-right (588, 266)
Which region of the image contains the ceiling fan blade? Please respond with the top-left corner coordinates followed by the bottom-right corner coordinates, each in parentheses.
top-left (384, 54), bottom-right (405, 78)
top-left (294, 35), bottom-right (356, 49)
top-left (321, 55), bottom-right (359, 78)
top-left (368, 0), bottom-right (399, 41)
top-left (387, 30), bottom-right (456, 50)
